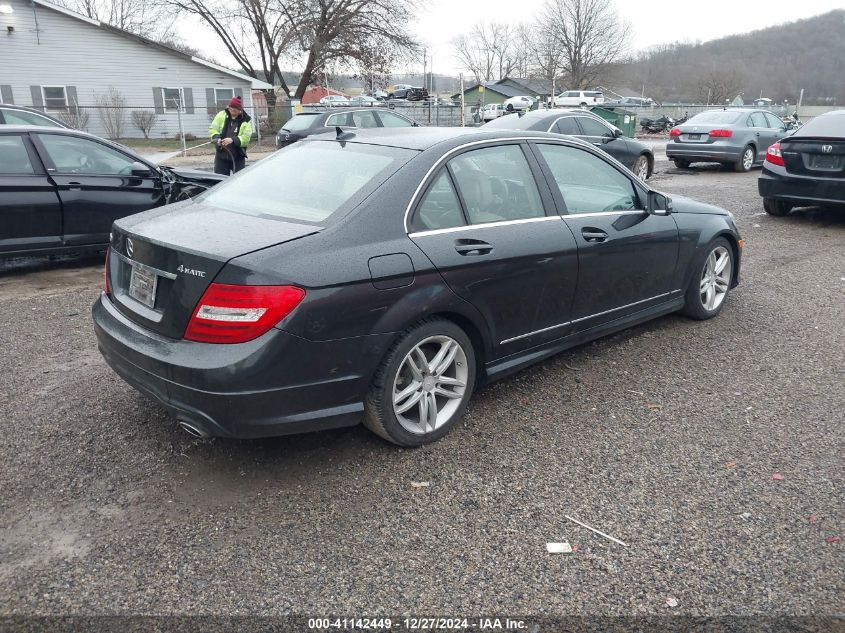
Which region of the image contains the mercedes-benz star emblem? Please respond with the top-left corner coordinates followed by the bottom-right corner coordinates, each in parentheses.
top-left (126, 238), bottom-right (134, 258)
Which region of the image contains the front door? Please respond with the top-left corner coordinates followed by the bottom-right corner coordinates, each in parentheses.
top-left (533, 142), bottom-right (679, 332)
top-left (574, 115), bottom-right (636, 167)
top-left (0, 133), bottom-right (62, 254)
top-left (408, 143), bottom-right (579, 355)
top-left (33, 133), bottom-right (164, 246)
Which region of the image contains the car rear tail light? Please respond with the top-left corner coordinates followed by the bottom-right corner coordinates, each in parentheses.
top-left (104, 247), bottom-right (111, 295)
top-left (709, 129), bottom-right (733, 138)
top-left (765, 142), bottom-right (785, 166)
top-left (184, 283), bottom-right (306, 344)
top-left (669, 128), bottom-right (681, 137)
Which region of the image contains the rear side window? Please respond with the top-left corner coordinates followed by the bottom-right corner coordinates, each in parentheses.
top-left (412, 171), bottom-right (465, 232)
top-left (448, 144), bottom-right (545, 225)
top-left (748, 112), bottom-right (768, 128)
top-left (199, 141), bottom-right (416, 224)
top-left (281, 114), bottom-right (320, 133)
top-left (537, 143), bottom-right (639, 214)
top-left (2, 109), bottom-right (63, 127)
top-left (351, 110), bottom-right (378, 128)
top-left (553, 117), bottom-right (580, 134)
top-left (0, 136), bottom-right (35, 174)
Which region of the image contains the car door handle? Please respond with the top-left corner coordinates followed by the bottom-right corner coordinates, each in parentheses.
top-left (454, 239), bottom-right (493, 256)
top-left (581, 228), bottom-right (608, 242)
top-left (67, 181), bottom-right (82, 190)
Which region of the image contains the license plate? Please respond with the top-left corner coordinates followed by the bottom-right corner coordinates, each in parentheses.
top-left (128, 265), bottom-right (158, 308)
top-left (810, 154), bottom-right (837, 169)
top-left (688, 133), bottom-right (701, 140)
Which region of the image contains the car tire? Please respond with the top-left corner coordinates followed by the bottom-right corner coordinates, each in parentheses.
top-left (763, 198), bottom-right (793, 216)
top-left (364, 318), bottom-right (476, 447)
top-left (734, 145), bottom-right (755, 172)
top-left (579, 102), bottom-right (588, 108)
top-left (681, 237), bottom-right (734, 320)
top-left (633, 155), bottom-right (650, 180)
top-left (672, 158), bottom-right (690, 169)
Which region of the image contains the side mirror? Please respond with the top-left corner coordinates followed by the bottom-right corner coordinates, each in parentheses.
top-left (647, 191), bottom-right (672, 215)
top-left (612, 127), bottom-right (623, 138)
top-left (130, 161), bottom-right (152, 177)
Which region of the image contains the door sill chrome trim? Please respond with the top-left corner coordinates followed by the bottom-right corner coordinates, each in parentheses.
top-left (500, 320), bottom-right (572, 345)
top-left (409, 216), bottom-right (560, 238)
top-left (571, 290), bottom-right (682, 324)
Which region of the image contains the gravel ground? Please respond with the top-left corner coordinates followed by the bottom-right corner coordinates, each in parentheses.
top-left (0, 162), bottom-right (842, 624)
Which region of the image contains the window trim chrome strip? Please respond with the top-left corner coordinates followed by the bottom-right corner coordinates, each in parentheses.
top-left (499, 290), bottom-right (682, 345)
top-left (403, 136), bottom-right (575, 234)
top-left (113, 251), bottom-right (178, 280)
top-left (409, 215), bottom-right (560, 238)
top-left (561, 210), bottom-right (646, 219)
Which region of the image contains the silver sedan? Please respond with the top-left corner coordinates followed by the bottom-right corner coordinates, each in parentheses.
top-left (666, 108), bottom-right (788, 172)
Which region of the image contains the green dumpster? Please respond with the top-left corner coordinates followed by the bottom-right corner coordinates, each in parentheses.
top-left (590, 106), bottom-right (638, 137)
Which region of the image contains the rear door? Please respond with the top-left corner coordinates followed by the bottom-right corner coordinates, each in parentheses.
top-left (532, 141), bottom-right (679, 332)
top-left (32, 132), bottom-right (164, 246)
top-left (408, 142), bottom-right (579, 354)
top-left (0, 132), bottom-right (62, 254)
top-left (748, 112), bottom-right (779, 161)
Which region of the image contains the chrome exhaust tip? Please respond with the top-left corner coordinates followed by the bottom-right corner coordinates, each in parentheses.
top-left (178, 420), bottom-right (209, 438)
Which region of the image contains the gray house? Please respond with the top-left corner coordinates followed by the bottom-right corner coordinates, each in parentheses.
top-left (0, 0), bottom-right (272, 139)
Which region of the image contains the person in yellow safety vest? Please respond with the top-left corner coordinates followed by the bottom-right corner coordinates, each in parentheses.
top-left (209, 96), bottom-right (252, 175)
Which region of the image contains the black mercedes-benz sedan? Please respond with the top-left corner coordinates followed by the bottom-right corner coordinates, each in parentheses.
top-left (275, 108), bottom-right (419, 148)
top-left (93, 128), bottom-right (742, 447)
top-left (483, 109), bottom-right (654, 180)
top-left (758, 109), bottom-right (845, 216)
top-left (0, 126), bottom-right (225, 257)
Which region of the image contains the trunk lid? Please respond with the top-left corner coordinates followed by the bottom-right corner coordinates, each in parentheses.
top-left (779, 138), bottom-right (845, 177)
top-left (107, 199), bottom-right (320, 339)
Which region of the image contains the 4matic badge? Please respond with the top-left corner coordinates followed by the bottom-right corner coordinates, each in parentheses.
top-left (176, 264), bottom-right (206, 277)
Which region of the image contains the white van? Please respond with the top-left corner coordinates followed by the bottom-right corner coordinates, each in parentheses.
top-left (553, 90), bottom-right (605, 107)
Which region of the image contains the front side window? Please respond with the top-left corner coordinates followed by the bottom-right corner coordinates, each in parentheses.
top-left (537, 143), bottom-right (640, 214)
top-left (42, 87), bottom-right (67, 111)
top-left (199, 141), bottom-right (416, 224)
top-left (377, 111), bottom-right (414, 128)
top-left (215, 88), bottom-right (234, 109)
top-left (576, 116), bottom-right (613, 138)
top-left (448, 144), bottom-right (544, 225)
top-left (411, 170), bottom-right (465, 232)
top-left (553, 117), bottom-right (580, 135)
top-left (37, 133), bottom-right (137, 175)
top-left (162, 88), bottom-right (183, 112)
top-left (0, 135), bottom-right (35, 174)
top-left (2, 109), bottom-right (63, 127)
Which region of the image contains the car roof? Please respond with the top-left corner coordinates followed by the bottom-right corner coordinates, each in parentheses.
top-left (304, 127), bottom-right (572, 151)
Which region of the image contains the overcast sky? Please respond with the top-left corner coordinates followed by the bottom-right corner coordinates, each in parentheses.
top-left (180, 0), bottom-right (844, 77)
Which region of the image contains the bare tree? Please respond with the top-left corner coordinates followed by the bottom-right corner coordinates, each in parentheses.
top-left (95, 87), bottom-right (127, 139)
top-left (131, 111), bottom-right (158, 138)
top-left (529, 20), bottom-right (566, 84)
top-left (56, 108), bottom-right (90, 131)
top-left (452, 22), bottom-right (521, 83)
top-left (55, 0), bottom-right (177, 41)
top-left (537, 0), bottom-right (630, 89)
top-left (696, 69), bottom-right (744, 105)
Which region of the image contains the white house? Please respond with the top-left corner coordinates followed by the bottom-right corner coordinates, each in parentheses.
top-left (0, 0), bottom-right (272, 139)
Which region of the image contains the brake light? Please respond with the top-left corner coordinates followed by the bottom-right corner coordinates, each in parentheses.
top-left (669, 128), bottom-right (681, 137)
top-left (765, 142), bottom-right (785, 166)
top-left (709, 129), bottom-right (733, 138)
top-left (104, 247), bottom-right (111, 295)
top-left (184, 283), bottom-right (306, 344)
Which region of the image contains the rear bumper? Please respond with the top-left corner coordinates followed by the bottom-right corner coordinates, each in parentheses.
top-left (92, 293), bottom-right (392, 438)
top-left (758, 169), bottom-right (845, 207)
top-left (666, 142), bottom-right (743, 163)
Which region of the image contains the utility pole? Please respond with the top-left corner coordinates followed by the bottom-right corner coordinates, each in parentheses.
top-left (460, 73), bottom-right (466, 127)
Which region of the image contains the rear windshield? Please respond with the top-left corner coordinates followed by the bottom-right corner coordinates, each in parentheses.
top-left (483, 113), bottom-right (530, 129)
top-left (281, 114), bottom-right (320, 133)
top-left (198, 141), bottom-right (417, 224)
top-left (687, 111), bottom-right (743, 125)
top-left (794, 112), bottom-right (845, 138)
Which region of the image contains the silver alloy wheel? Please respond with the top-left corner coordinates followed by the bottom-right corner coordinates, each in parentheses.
top-left (635, 157), bottom-right (649, 180)
top-left (392, 335), bottom-right (469, 435)
top-left (699, 246), bottom-right (732, 311)
top-left (742, 148), bottom-right (754, 170)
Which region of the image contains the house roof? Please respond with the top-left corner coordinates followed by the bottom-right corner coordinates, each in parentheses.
top-left (451, 82), bottom-right (526, 100)
top-left (498, 77), bottom-right (553, 96)
top-left (32, 0), bottom-right (273, 90)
